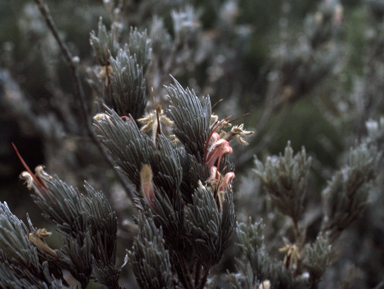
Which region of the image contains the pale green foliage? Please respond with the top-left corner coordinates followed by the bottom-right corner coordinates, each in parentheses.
top-left (90, 18), bottom-right (119, 65)
top-left (128, 212), bottom-right (173, 289)
top-left (128, 27), bottom-right (152, 73)
top-left (0, 203), bottom-right (43, 287)
top-left (321, 143), bottom-right (380, 242)
top-left (228, 219), bottom-right (303, 289)
top-left (165, 77), bottom-right (212, 161)
top-left (109, 46), bottom-right (147, 120)
top-left (185, 186), bottom-right (236, 268)
top-left (254, 141), bottom-right (312, 222)
top-left (305, 235), bottom-right (332, 287)
top-left (366, 117), bottom-right (384, 149)
top-left (239, 126), bottom-right (381, 288)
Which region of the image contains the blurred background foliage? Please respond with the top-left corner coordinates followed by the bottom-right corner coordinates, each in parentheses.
top-left (1, 0), bottom-right (384, 288)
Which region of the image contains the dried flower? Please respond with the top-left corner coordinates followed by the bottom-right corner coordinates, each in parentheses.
top-left (222, 124), bottom-right (254, 145)
top-left (169, 134), bottom-right (180, 143)
top-left (20, 171), bottom-right (34, 190)
top-left (206, 166), bottom-right (235, 212)
top-left (138, 104), bottom-right (174, 141)
top-left (34, 165), bottom-right (52, 179)
top-left (36, 228), bottom-right (52, 239)
top-left (94, 113), bottom-right (112, 123)
top-left (210, 114), bottom-right (219, 126)
top-left (140, 164), bottom-right (155, 210)
top-left (28, 230), bottom-right (58, 259)
top-left (279, 243), bottom-right (301, 270)
top-left (97, 64), bottom-right (113, 85)
top-left (259, 280), bottom-right (271, 289)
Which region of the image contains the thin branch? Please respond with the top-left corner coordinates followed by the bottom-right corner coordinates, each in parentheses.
top-left (34, 0), bottom-right (135, 200)
top-left (176, 264), bottom-right (189, 289)
top-left (176, 252), bottom-right (194, 289)
top-left (293, 220), bottom-right (302, 246)
top-left (34, 0), bottom-right (73, 65)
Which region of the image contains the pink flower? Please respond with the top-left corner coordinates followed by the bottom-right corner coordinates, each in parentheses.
top-left (220, 171), bottom-right (235, 192)
top-left (207, 166), bottom-right (235, 193)
top-left (206, 133), bottom-right (233, 169)
top-left (206, 166), bottom-right (235, 213)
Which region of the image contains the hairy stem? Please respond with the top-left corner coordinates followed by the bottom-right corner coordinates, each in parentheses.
top-left (176, 251), bottom-right (194, 289)
top-left (197, 267), bottom-right (209, 289)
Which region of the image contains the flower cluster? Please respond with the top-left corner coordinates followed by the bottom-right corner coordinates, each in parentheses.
top-left (203, 119), bottom-right (253, 212)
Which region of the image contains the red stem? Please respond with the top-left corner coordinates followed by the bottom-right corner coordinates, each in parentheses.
top-left (203, 116), bottom-right (231, 164)
top-left (12, 143), bottom-right (47, 190)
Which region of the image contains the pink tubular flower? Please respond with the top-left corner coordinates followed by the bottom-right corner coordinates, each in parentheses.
top-left (207, 166), bottom-right (235, 193)
top-left (210, 132), bottom-right (220, 144)
top-left (206, 134), bottom-right (233, 169)
top-left (220, 172), bottom-right (235, 192)
top-left (206, 166), bottom-right (219, 183)
top-left (205, 165), bottom-right (235, 212)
